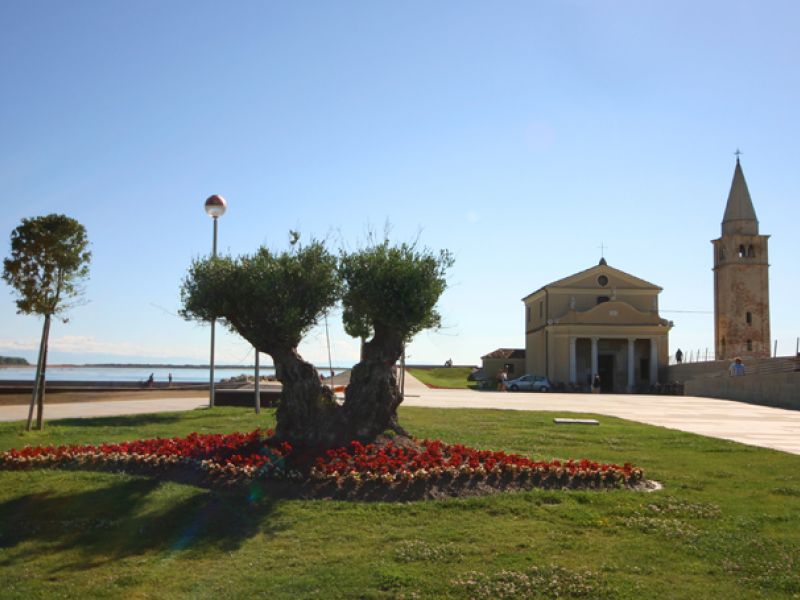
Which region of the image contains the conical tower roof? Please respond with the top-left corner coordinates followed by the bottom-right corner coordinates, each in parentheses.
top-left (722, 158), bottom-right (759, 235)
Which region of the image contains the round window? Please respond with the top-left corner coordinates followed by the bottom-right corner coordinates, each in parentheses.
top-left (598, 275), bottom-right (608, 287)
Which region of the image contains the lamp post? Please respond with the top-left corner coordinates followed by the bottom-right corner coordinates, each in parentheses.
top-left (204, 194), bottom-right (227, 408)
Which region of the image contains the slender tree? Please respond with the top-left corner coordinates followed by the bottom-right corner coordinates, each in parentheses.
top-left (180, 240), bottom-right (341, 445)
top-left (340, 240), bottom-right (453, 441)
top-left (2, 214), bottom-right (91, 430)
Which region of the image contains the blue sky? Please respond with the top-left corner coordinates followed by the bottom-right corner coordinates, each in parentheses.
top-left (1, 1), bottom-right (798, 367)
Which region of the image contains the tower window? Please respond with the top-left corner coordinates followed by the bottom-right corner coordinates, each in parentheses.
top-left (738, 245), bottom-right (746, 258)
top-left (596, 296), bottom-right (610, 304)
top-left (719, 246), bottom-right (726, 260)
top-left (747, 339), bottom-right (753, 351)
top-left (746, 312), bottom-right (752, 325)
top-left (527, 306), bottom-right (531, 323)
top-left (747, 245), bottom-right (755, 257)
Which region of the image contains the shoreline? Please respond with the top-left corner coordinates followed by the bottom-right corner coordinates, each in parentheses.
top-left (0, 370), bottom-right (352, 406)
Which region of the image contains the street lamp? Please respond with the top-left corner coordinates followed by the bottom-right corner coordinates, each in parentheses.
top-left (204, 194), bottom-right (227, 408)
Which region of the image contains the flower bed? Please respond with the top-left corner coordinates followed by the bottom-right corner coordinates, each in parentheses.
top-left (309, 439), bottom-right (643, 488)
top-left (0, 430), bottom-right (644, 496)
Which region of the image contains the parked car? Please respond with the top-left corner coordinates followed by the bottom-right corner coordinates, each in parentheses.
top-left (504, 374), bottom-right (551, 392)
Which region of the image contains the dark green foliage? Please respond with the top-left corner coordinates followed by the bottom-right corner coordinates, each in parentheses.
top-left (2, 214), bottom-right (91, 316)
top-left (340, 240), bottom-right (454, 342)
top-left (0, 356), bottom-right (29, 365)
top-left (180, 241), bottom-right (340, 351)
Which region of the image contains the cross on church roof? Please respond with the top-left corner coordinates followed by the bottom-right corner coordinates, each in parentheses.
top-left (734, 148), bottom-right (743, 161)
top-left (598, 242), bottom-right (608, 258)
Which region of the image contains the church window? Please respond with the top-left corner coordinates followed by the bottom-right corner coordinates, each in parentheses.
top-left (738, 245), bottom-right (746, 258)
top-left (597, 275), bottom-right (608, 287)
top-left (719, 246), bottom-right (726, 260)
top-left (596, 296), bottom-right (610, 304)
top-left (747, 245), bottom-right (755, 257)
top-left (747, 339), bottom-right (753, 351)
top-left (527, 306), bottom-right (531, 323)
top-left (746, 312), bottom-right (752, 325)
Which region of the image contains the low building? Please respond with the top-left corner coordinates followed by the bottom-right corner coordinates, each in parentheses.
top-left (523, 259), bottom-right (672, 392)
top-left (481, 348), bottom-right (526, 380)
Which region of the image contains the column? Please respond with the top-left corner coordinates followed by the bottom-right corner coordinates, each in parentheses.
top-left (627, 338), bottom-right (636, 392)
top-left (590, 337), bottom-right (599, 379)
top-left (569, 337), bottom-right (577, 384)
top-left (650, 338), bottom-right (659, 384)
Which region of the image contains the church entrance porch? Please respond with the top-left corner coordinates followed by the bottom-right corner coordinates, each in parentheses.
top-left (568, 335), bottom-right (660, 393)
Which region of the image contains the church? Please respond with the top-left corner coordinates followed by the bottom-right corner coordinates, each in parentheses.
top-left (522, 259), bottom-right (671, 393)
top-left (512, 157), bottom-right (770, 392)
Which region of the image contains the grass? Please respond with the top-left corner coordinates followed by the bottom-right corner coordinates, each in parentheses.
top-left (408, 367), bottom-right (474, 389)
top-left (0, 406), bottom-right (798, 599)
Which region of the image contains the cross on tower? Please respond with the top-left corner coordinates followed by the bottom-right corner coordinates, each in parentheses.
top-left (598, 242), bottom-right (608, 258)
top-left (734, 148), bottom-right (743, 160)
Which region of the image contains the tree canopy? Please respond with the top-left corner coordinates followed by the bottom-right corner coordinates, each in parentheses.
top-left (340, 241), bottom-right (454, 342)
top-left (3, 214), bottom-right (91, 316)
top-left (180, 241), bottom-right (340, 353)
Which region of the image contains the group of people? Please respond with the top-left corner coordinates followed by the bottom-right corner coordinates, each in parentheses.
top-left (145, 373), bottom-right (174, 388)
top-left (489, 348), bottom-right (748, 395)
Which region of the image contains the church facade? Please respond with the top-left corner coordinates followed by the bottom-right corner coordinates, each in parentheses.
top-left (712, 158), bottom-right (771, 360)
top-left (522, 260), bottom-right (672, 392)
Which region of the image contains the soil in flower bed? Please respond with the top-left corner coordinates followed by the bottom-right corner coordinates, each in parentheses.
top-left (0, 430), bottom-right (652, 502)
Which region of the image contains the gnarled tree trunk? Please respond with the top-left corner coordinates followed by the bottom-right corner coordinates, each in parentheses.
top-left (341, 326), bottom-right (407, 441)
top-left (272, 348), bottom-right (342, 447)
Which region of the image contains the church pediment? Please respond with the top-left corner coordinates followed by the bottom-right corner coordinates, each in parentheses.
top-left (523, 261), bottom-right (661, 301)
top-left (557, 300), bottom-right (666, 326)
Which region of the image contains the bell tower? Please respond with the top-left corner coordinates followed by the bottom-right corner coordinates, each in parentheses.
top-left (711, 157), bottom-right (771, 360)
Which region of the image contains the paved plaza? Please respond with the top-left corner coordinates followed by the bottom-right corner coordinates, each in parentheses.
top-left (2, 373), bottom-right (798, 455)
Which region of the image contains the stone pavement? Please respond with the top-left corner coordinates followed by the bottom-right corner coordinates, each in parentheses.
top-left (401, 387), bottom-right (800, 455)
top-left (0, 397), bottom-right (209, 423)
top-left (1, 373), bottom-right (798, 455)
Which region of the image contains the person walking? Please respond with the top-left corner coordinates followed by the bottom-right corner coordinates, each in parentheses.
top-left (496, 369), bottom-right (508, 391)
top-left (592, 373), bottom-right (601, 394)
top-left (675, 348), bottom-right (683, 364)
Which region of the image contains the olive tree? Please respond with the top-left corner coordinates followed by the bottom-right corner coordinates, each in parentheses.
top-left (340, 240), bottom-right (453, 441)
top-left (180, 241), bottom-right (341, 445)
top-left (2, 214), bottom-right (91, 430)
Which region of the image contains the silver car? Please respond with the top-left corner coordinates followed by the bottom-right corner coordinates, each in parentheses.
top-left (504, 374), bottom-right (551, 392)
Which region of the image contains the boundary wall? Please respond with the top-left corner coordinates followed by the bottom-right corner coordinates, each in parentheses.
top-left (665, 356), bottom-right (800, 409)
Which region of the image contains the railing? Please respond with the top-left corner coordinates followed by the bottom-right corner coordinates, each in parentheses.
top-left (669, 338), bottom-right (800, 365)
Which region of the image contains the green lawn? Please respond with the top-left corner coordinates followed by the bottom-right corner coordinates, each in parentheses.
top-left (408, 367), bottom-right (474, 388)
top-left (1, 406), bottom-right (799, 599)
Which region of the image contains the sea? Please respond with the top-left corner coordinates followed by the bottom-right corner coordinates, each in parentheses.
top-left (0, 366), bottom-right (345, 384)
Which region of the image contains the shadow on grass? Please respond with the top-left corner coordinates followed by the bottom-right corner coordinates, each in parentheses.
top-left (52, 412), bottom-right (188, 429)
top-left (0, 474), bottom-right (285, 571)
